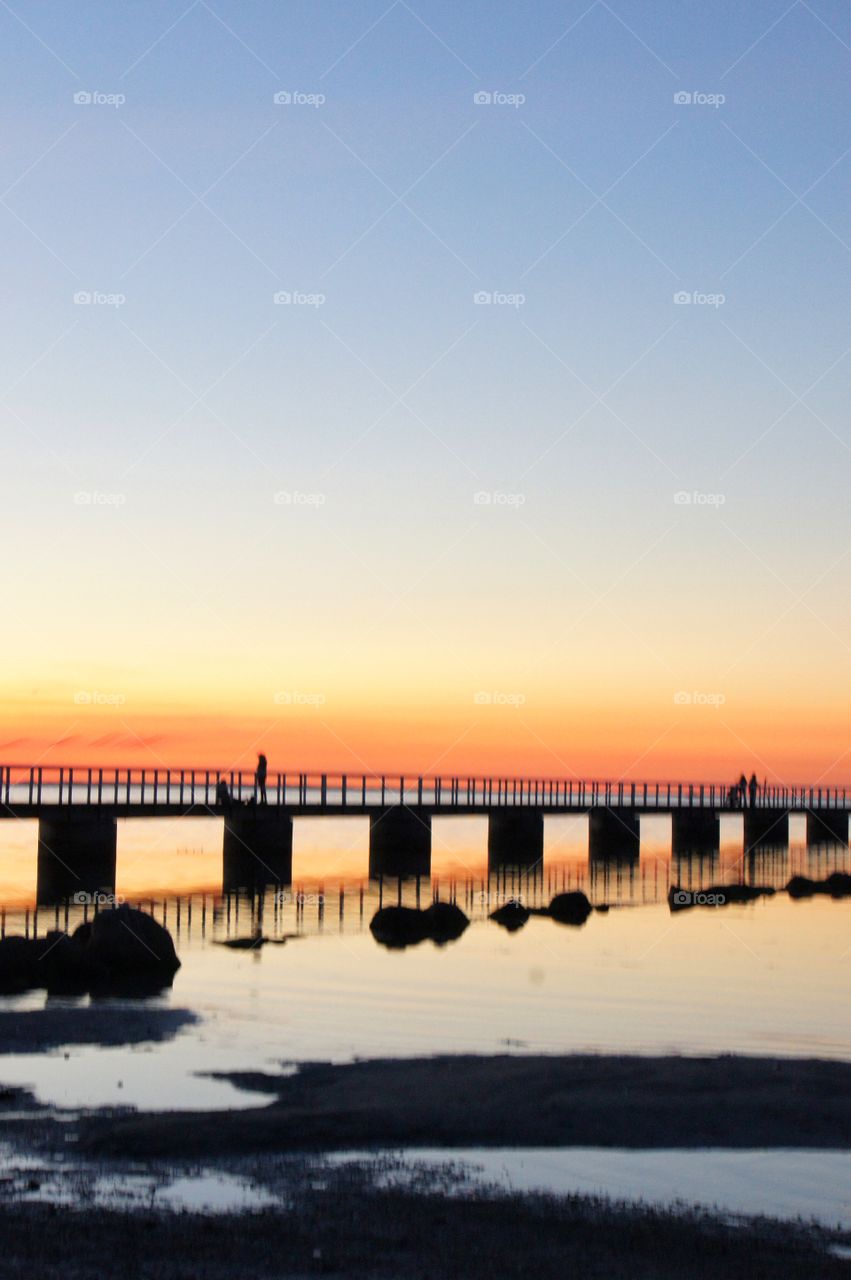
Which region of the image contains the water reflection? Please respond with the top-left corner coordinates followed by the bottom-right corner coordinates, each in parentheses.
top-left (1, 837), bottom-right (847, 947)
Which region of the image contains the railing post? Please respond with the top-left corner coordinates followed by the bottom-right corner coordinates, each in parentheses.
top-left (58, 768), bottom-right (64, 805)
top-left (321, 774), bottom-right (328, 807)
top-left (342, 775), bottom-right (347, 807)
top-left (180, 770), bottom-right (185, 805)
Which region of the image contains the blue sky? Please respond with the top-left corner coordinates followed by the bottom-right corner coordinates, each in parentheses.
top-left (1, 1), bottom-right (850, 777)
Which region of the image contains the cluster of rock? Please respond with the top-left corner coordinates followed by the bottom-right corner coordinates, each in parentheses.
top-left (786, 872), bottom-right (851, 898)
top-left (0, 905), bottom-right (181, 997)
top-left (369, 902), bottom-right (469, 949)
top-left (490, 891), bottom-right (595, 931)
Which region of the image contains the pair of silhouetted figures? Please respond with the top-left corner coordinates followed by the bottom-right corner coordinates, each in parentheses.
top-left (216, 754), bottom-right (268, 810)
top-left (728, 772), bottom-right (760, 809)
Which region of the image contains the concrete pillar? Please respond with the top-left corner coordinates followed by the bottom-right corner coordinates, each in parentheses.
top-left (588, 808), bottom-right (640, 859)
top-left (487, 811), bottom-right (544, 869)
top-left (37, 811), bottom-right (117, 905)
top-left (806, 810), bottom-right (848, 845)
top-left (223, 807), bottom-right (293, 891)
top-left (671, 810), bottom-right (719, 855)
top-left (369, 808), bottom-right (430, 878)
top-left (743, 808), bottom-right (788, 850)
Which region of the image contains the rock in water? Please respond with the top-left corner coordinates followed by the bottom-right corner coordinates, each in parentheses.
top-left (490, 900), bottom-right (530, 932)
top-left (547, 892), bottom-right (592, 926)
top-left (73, 906), bottom-right (180, 991)
top-left (369, 906), bottom-right (430, 949)
top-left (424, 901), bottom-right (469, 944)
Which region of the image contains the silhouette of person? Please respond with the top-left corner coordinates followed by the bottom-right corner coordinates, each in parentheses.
top-left (748, 772), bottom-right (758, 808)
top-left (727, 784), bottom-right (738, 810)
top-left (738, 773), bottom-right (748, 808)
top-left (256, 753), bottom-right (268, 804)
top-left (216, 778), bottom-right (232, 812)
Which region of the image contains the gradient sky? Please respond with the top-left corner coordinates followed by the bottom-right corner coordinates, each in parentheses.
top-left (1, 0), bottom-right (850, 782)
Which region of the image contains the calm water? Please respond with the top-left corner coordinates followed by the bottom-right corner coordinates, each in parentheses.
top-left (0, 815), bottom-right (848, 1111)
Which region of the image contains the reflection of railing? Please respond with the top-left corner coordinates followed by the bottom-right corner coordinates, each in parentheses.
top-left (3, 842), bottom-right (850, 941)
top-left (1, 765), bottom-right (849, 811)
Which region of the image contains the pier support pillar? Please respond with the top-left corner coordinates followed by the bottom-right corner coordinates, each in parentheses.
top-left (487, 811), bottom-right (544, 870)
top-left (806, 809), bottom-right (848, 845)
top-left (588, 808), bottom-right (640, 859)
top-left (223, 808), bottom-right (293, 891)
top-left (671, 810), bottom-right (720, 855)
top-left (369, 808), bottom-right (431, 878)
top-left (37, 811), bottom-right (117, 905)
top-left (743, 809), bottom-right (788, 850)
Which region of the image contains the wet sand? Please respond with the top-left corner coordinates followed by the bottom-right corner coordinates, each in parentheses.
top-left (0, 1172), bottom-right (847, 1279)
top-left (79, 1053), bottom-right (851, 1157)
top-left (0, 1007), bottom-right (196, 1054)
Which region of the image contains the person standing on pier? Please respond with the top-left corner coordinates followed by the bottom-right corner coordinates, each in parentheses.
top-left (256, 753), bottom-right (268, 805)
top-left (738, 773), bottom-right (748, 808)
top-left (748, 773), bottom-right (759, 808)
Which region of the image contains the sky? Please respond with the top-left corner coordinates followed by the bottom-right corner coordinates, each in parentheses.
top-left (1, 0), bottom-right (850, 783)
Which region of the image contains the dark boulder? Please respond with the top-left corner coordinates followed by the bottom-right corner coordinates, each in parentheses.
top-left (424, 901), bottom-right (469, 944)
top-left (546, 891), bottom-right (593, 926)
top-left (0, 937), bottom-right (38, 994)
top-left (370, 902), bottom-right (470, 949)
top-left (370, 906), bottom-right (430, 949)
top-left (490, 900), bottom-right (530, 932)
top-left (787, 872), bottom-right (851, 899)
top-left (72, 906), bottom-right (180, 994)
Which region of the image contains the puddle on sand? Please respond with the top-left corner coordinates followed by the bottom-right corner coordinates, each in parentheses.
top-left (330, 1147), bottom-right (851, 1231)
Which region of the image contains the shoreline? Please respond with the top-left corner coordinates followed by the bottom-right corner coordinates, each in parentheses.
top-left (64, 1052), bottom-right (851, 1158)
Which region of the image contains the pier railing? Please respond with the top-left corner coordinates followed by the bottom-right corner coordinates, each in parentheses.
top-left (0, 766), bottom-right (848, 812)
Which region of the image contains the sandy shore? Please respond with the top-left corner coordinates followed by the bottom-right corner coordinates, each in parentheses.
top-left (78, 1052), bottom-right (851, 1158)
top-left (0, 1169), bottom-right (847, 1279)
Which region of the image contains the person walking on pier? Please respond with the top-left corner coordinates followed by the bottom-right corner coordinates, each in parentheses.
top-left (738, 773), bottom-right (748, 808)
top-left (748, 772), bottom-right (759, 808)
top-left (256, 753), bottom-right (268, 805)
